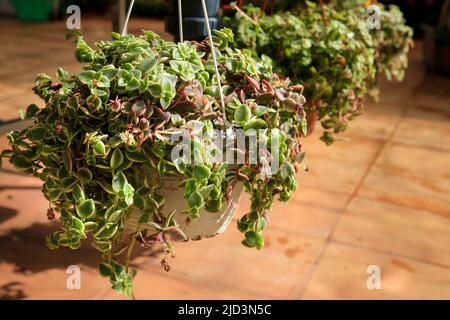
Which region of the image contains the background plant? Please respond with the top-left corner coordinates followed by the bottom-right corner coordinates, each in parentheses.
top-left (1, 28), bottom-right (307, 297)
top-left (226, 1), bottom-right (376, 144)
top-left (331, 0), bottom-right (414, 99)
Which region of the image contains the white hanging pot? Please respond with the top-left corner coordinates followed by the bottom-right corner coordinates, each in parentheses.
top-left (125, 176), bottom-right (244, 241)
top-left (122, 0), bottom-right (239, 242)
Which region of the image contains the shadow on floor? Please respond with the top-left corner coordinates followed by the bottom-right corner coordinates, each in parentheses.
top-left (0, 222), bottom-right (163, 275)
top-left (0, 206), bottom-right (17, 225)
top-left (0, 282), bottom-right (27, 300)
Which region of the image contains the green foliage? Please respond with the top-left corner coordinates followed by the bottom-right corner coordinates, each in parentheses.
top-left (1, 28), bottom-right (307, 297)
top-left (226, 2), bottom-right (376, 144)
top-left (371, 4), bottom-right (414, 85)
top-left (99, 260), bottom-right (136, 298)
top-left (332, 1), bottom-right (413, 99)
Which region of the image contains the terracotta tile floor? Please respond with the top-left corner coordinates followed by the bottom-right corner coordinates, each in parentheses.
top-left (0, 17), bottom-right (450, 300)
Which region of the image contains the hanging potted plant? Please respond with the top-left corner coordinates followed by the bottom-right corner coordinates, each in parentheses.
top-left (1, 28), bottom-right (308, 298)
top-left (370, 4), bottom-right (413, 87)
top-left (226, 1), bottom-right (376, 144)
top-left (331, 0), bottom-right (414, 99)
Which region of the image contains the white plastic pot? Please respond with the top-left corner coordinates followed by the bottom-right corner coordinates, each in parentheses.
top-left (125, 176), bottom-right (243, 241)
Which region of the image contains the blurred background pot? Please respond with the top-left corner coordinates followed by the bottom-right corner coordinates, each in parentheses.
top-left (305, 111), bottom-right (318, 136)
top-left (168, 0), bottom-right (220, 17)
top-left (423, 1), bottom-right (450, 75)
top-left (10, 0), bottom-right (59, 22)
top-left (165, 0), bottom-right (222, 41)
top-left (423, 25), bottom-right (450, 74)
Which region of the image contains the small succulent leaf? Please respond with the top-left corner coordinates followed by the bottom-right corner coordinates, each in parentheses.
top-left (72, 184), bottom-right (85, 202)
top-left (78, 70), bottom-right (95, 84)
top-left (98, 262), bottom-right (113, 277)
top-left (193, 164), bottom-right (211, 181)
top-left (110, 148), bottom-right (124, 170)
top-left (138, 57), bottom-right (158, 75)
top-left (78, 167), bottom-right (93, 182)
top-left (93, 141), bottom-right (107, 156)
top-left (164, 226), bottom-right (187, 242)
top-left (280, 162), bottom-right (295, 181)
top-left (234, 104), bottom-right (251, 124)
top-left (243, 118), bottom-right (267, 131)
top-left (112, 171), bottom-right (127, 194)
top-left (188, 191), bottom-right (203, 208)
top-left (107, 210), bottom-right (123, 222)
top-left (95, 223), bottom-right (118, 239)
top-left (76, 199), bottom-right (96, 219)
top-left (72, 216), bottom-right (85, 232)
top-left (11, 155), bottom-right (33, 171)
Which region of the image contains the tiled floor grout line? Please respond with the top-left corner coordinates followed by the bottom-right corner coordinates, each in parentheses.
top-left (342, 191), bottom-right (448, 218)
top-left (96, 262), bottom-right (278, 300)
top-left (330, 239), bottom-right (450, 270)
top-left (291, 77), bottom-right (426, 299)
top-left (388, 139), bottom-right (450, 154)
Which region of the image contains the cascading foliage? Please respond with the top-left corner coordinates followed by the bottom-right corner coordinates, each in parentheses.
top-left (373, 4), bottom-right (413, 81)
top-left (1, 29), bottom-right (308, 297)
top-left (226, 1), bottom-right (376, 144)
top-left (331, 1), bottom-right (414, 99)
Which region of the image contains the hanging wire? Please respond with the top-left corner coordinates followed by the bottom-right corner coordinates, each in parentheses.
top-left (177, 0), bottom-right (184, 42)
top-left (120, 0), bottom-right (226, 123)
top-left (199, 0), bottom-right (227, 124)
top-left (121, 0), bottom-right (135, 36)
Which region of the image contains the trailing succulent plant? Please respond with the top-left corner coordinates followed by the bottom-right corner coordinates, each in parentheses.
top-left (226, 1), bottom-right (375, 144)
top-left (0, 28), bottom-right (307, 297)
top-left (331, 0), bottom-right (414, 99)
